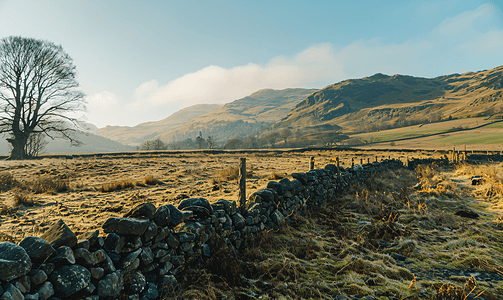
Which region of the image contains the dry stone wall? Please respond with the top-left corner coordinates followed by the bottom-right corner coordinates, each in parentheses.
top-left (1, 158), bottom-right (438, 300)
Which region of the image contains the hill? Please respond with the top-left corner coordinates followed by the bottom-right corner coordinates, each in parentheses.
top-left (0, 131), bottom-right (133, 155)
top-left (95, 104), bottom-right (222, 146)
top-left (270, 65), bottom-right (503, 140)
top-left (154, 88), bottom-right (318, 144)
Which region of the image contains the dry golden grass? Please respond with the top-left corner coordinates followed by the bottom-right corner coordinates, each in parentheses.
top-left (98, 179), bottom-right (135, 193)
top-left (0, 172), bottom-right (17, 191)
top-left (12, 188), bottom-right (34, 206)
top-left (269, 172), bottom-right (286, 180)
top-left (144, 175), bottom-right (161, 185)
top-left (30, 176), bottom-right (69, 194)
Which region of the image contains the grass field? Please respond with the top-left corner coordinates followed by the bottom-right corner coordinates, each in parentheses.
top-left (2, 151), bottom-right (503, 299)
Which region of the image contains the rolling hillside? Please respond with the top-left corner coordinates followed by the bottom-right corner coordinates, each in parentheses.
top-left (154, 88), bottom-right (318, 144)
top-left (270, 65), bottom-right (503, 137)
top-left (95, 104), bottom-right (222, 146)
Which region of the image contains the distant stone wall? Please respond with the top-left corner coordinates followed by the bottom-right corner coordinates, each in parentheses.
top-left (0, 157), bottom-right (443, 300)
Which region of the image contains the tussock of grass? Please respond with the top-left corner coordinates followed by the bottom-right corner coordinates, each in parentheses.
top-left (0, 172), bottom-right (17, 191)
top-left (144, 175), bottom-right (161, 185)
top-left (269, 172), bottom-right (286, 180)
top-left (13, 188), bottom-right (35, 206)
top-left (31, 176), bottom-right (69, 194)
top-left (98, 179), bottom-right (135, 192)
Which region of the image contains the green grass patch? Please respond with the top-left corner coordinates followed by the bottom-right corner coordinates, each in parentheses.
top-left (433, 132), bottom-right (503, 144)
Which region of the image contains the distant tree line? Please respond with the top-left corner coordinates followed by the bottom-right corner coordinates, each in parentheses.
top-left (137, 127), bottom-right (348, 151)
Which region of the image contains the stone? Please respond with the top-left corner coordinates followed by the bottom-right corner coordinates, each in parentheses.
top-left (0, 242), bottom-right (32, 282)
top-left (231, 213), bottom-right (246, 229)
top-left (154, 227), bottom-right (169, 243)
top-left (180, 205), bottom-right (210, 219)
top-left (37, 282), bottom-right (54, 300)
top-left (19, 236), bottom-right (56, 263)
top-left (38, 263), bottom-right (55, 276)
top-left (74, 239), bottom-right (90, 250)
top-left (171, 255), bottom-right (185, 266)
top-left (123, 202), bottom-right (156, 220)
top-left (124, 270), bottom-right (146, 294)
top-left (153, 206), bottom-right (171, 227)
top-left (279, 177), bottom-right (293, 191)
top-left (140, 247), bottom-right (154, 265)
top-left (25, 294), bottom-right (39, 300)
top-left (267, 181), bottom-right (283, 195)
top-left (100, 252), bottom-right (117, 273)
top-left (142, 282), bottom-right (158, 300)
top-left (98, 271), bottom-right (123, 298)
top-left (90, 267), bottom-right (105, 280)
top-left (30, 269), bottom-right (48, 286)
top-left (50, 265), bottom-right (91, 298)
top-left (143, 221), bottom-right (158, 242)
top-left (4, 284), bottom-right (23, 300)
top-left (176, 232), bottom-right (195, 243)
top-left (203, 244), bottom-right (211, 257)
top-left (103, 233), bottom-right (125, 253)
top-left (16, 275), bottom-right (30, 293)
top-left (74, 248), bottom-right (97, 266)
top-left (291, 172), bottom-right (308, 185)
top-left (93, 249), bottom-right (108, 264)
top-left (121, 248), bottom-right (142, 272)
top-left (180, 242), bottom-right (194, 252)
top-left (40, 219), bottom-right (77, 249)
top-left (103, 218), bottom-right (150, 236)
top-left (178, 197), bottom-right (213, 215)
top-left (158, 262), bottom-right (173, 275)
top-left (49, 246), bottom-right (75, 265)
top-left (122, 236), bottom-right (143, 253)
top-left (85, 281), bottom-right (96, 294)
top-left (165, 205), bottom-right (183, 227)
top-left (166, 234), bottom-right (179, 249)
top-left (270, 210), bottom-right (285, 224)
top-left (79, 230), bottom-right (99, 247)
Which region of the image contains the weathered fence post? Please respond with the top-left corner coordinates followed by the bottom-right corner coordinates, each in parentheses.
top-left (336, 157), bottom-right (340, 177)
top-left (367, 157), bottom-right (370, 164)
top-left (351, 158), bottom-right (355, 167)
top-left (375, 156), bottom-right (378, 163)
top-left (360, 158), bottom-right (363, 165)
top-left (310, 156), bottom-right (315, 170)
top-left (239, 157), bottom-right (246, 214)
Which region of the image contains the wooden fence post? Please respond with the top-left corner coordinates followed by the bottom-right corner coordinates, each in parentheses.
top-left (336, 157), bottom-right (340, 177)
top-left (360, 158), bottom-right (363, 165)
top-left (351, 158), bottom-right (355, 167)
top-left (310, 156), bottom-right (315, 170)
top-left (238, 158), bottom-right (246, 214)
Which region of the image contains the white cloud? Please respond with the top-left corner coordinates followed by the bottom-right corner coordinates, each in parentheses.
top-left (86, 4), bottom-right (503, 127)
top-left (130, 43), bottom-right (346, 110)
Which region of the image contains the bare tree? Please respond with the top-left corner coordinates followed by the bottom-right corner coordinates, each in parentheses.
top-left (25, 132), bottom-right (48, 157)
top-left (0, 36), bottom-right (85, 159)
top-left (280, 128), bottom-right (292, 147)
top-left (206, 135), bottom-right (215, 149)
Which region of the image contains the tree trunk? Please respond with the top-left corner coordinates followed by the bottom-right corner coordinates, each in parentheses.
top-left (7, 135), bottom-right (28, 160)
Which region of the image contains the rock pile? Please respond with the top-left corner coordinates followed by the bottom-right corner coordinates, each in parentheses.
top-left (1, 158), bottom-right (411, 300)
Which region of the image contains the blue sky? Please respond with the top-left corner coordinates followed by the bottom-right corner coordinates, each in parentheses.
top-left (0, 0), bottom-right (502, 127)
